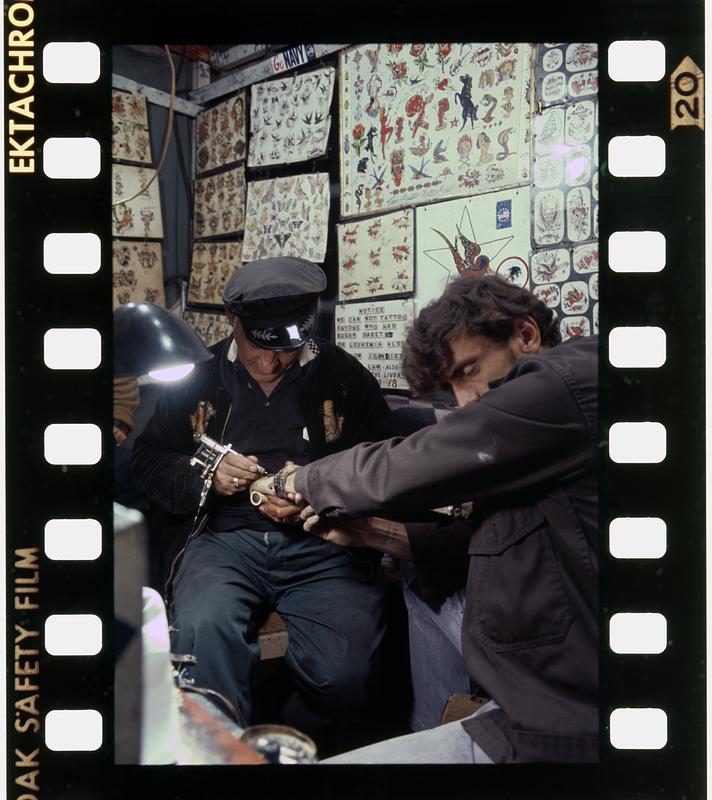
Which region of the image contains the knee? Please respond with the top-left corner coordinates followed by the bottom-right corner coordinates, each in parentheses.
top-left (307, 658), bottom-right (374, 710)
top-left (173, 598), bottom-right (232, 639)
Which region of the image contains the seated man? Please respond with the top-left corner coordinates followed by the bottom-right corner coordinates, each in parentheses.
top-left (131, 257), bottom-right (390, 751)
top-left (252, 275), bottom-right (598, 763)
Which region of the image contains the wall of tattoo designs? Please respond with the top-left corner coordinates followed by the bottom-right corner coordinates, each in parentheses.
top-left (111, 89), bottom-right (166, 308)
top-left (121, 42), bottom-right (598, 384)
top-left (181, 64), bottom-right (336, 346)
top-left (530, 43), bottom-right (599, 341)
top-left (332, 42), bottom-right (598, 389)
top-left (186, 91), bottom-right (248, 342)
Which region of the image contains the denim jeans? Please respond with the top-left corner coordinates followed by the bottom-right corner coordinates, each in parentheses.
top-left (170, 528), bottom-right (387, 741)
top-left (321, 700), bottom-right (498, 764)
top-left (401, 561), bottom-right (471, 730)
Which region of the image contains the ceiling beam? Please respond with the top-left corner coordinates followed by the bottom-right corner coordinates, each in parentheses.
top-left (112, 73), bottom-right (204, 118)
top-left (211, 44), bottom-right (280, 71)
top-left (189, 43), bottom-right (348, 105)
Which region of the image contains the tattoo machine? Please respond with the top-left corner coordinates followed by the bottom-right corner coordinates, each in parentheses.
top-left (190, 433), bottom-right (266, 508)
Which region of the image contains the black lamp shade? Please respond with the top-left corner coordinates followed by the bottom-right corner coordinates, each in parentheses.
top-left (114, 302), bottom-right (214, 378)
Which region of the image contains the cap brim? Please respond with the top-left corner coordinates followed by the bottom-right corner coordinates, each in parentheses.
top-left (243, 317), bottom-right (315, 351)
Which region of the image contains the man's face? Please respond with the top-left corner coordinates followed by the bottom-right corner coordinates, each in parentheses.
top-left (230, 314), bottom-right (302, 389)
top-left (445, 317), bottom-right (543, 407)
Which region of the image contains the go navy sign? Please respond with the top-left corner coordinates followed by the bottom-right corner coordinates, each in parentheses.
top-left (272, 44), bottom-right (317, 74)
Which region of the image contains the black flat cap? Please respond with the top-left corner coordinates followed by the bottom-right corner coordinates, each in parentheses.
top-left (223, 257), bottom-right (326, 305)
top-left (223, 257), bottom-right (327, 351)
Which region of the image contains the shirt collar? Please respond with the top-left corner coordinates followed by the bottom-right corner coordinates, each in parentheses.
top-left (226, 337), bottom-right (319, 367)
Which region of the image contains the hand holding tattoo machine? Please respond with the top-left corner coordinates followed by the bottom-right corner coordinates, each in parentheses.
top-left (187, 400), bottom-right (266, 508)
top-left (190, 434), bottom-right (267, 509)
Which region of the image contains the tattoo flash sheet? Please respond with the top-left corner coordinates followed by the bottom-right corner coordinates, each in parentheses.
top-left (112, 241), bottom-right (165, 307)
top-left (530, 64), bottom-right (598, 341)
top-left (248, 67), bottom-right (335, 167)
top-left (188, 240), bottom-right (244, 306)
top-left (335, 298), bottom-right (415, 390)
top-left (182, 309), bottom-right (234, 347)
top-left (530, 245), bottom-right (599, 341)
top-left (532, 104), bottom-right (597, 247)
top-left (112, 164), bottom-right (164, 238)
top-left (529, 242), bottom-right (599, 341)
top-left (339, 43), bottom-right (533, 218)
top-left (538, 43), bottom-right (599, 107)
top-left (193, 164), bottom-right (246, 238)
top-left (415, 186), bottom-right (531, 312)
top-left (195, 91), bottom-right (247, 174)
top-left (242, 172), bottom-right (330, 262)
top-left (337, 208), bottom-right (414, 302)
top-left (111, 89), bottom-right (152, 164)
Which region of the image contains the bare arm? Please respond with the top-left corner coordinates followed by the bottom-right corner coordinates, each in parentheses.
top-left (301, 508), bottom-right (413, 560)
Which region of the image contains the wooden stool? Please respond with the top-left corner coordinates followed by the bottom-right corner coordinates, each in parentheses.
top-left (256, 611), bottom-right (289, 660)
top-left (439, 693), bottom-right (490, 725)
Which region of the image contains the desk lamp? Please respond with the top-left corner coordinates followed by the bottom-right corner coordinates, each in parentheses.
top-left (113, 301), bottom-right (213, 381)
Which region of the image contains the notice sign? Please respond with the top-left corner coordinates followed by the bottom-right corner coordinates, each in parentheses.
top-left (335, 299), bottom-right (415, 390)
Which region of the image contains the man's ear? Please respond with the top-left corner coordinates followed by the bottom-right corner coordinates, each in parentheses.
top-left (514, 315), bottom-right (543, 354)
top-left (225, 305), bottom-right (236, 325)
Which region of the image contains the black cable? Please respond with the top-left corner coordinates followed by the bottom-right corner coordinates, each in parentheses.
top-left (166, 46), bottom-right (194, 304)
top-left (173, 120), bottom-right (194, 217)
top-left (173, 46), bottom-right (194, 218)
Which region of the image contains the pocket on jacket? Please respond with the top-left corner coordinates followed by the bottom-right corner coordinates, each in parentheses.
top-left (468, 506), bottom-right (573, 652)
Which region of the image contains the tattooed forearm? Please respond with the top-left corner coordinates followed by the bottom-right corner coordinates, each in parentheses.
top-left (350, 517), bottom-right (413, 560)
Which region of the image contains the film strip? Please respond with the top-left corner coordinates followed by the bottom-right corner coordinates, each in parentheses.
top-left (4, 2), bottom-right (706, 798)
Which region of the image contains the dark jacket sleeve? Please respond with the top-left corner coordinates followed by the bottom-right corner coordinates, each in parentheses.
top-left (295, 349), bottom-right (595, 519)
top-left (338, 348), bottom-right (391, 446)
top-left (405, 519), bottom-right (473, 599)
top-left (344, 359), bottom-right (391, 444)
top-left (131, 379), bottom-right (206, 516)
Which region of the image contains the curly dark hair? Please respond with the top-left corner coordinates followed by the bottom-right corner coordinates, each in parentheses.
top-left (402, 275), bottom-right (561, 396)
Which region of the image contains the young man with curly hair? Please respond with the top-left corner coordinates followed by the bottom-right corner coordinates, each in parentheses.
top-left (253, 274), bottom-right (598, 764)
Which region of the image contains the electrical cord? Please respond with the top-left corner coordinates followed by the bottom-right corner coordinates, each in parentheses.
top-left (169, 45), bottom-right (195, 306)
top-left (172, 45), bottom-right (195, 218)
top-left (111, 44), bottom-right (176, 206)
